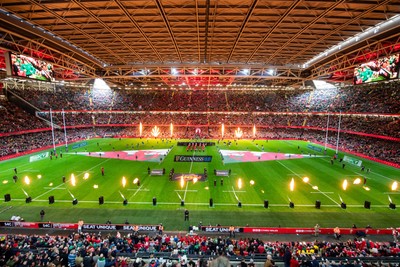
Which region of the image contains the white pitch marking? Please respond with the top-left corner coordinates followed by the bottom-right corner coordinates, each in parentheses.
top-left (309, 192), bottom-right (333, 194)
top-left (11, 199), bottom-right (393, 208)
top-left (43, 187), bottom-right (66, 190)
top-left (175, 190), bottom-right (198, 192)
top-left (127, 188), bottom-right (149, 191)
top-left (231, 186), bottom-right (240, 202)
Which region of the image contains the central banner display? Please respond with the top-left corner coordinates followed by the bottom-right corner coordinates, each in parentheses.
top-left (174, 155), bottom-right (212, 162)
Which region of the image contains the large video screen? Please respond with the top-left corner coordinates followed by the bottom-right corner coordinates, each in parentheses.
top-left (11, 53), bottom-right (55, 82)
top-left (354, 53), bottom-right (399, 84)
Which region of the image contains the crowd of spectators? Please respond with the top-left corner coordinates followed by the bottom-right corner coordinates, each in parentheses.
top-left (0, 97), bottom-right (47, 133)
top-left (33, 112), bottom-right (398, 139)
top-left (0, 231), bottom-right (399, 267)
top-left (8, 81), bottom-right (400, 114)
top-left (1, 81), bottom-right (399, 163)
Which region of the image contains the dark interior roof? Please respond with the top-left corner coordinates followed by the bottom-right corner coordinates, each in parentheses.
top-left (1, 0), bottom-right (400, 88)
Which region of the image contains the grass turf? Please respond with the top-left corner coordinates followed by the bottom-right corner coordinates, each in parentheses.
top-left (0, 138), bottom-right (399, 231)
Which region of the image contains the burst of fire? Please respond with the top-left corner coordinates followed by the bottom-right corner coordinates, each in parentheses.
top-left (250, 180), bottom-right (255, 185)
top-left (24, 176), bottom-right (30, 185)
top-left (353, 178), bottom-right (361, 184)
top-left (71, 174), bottom-right (76, 186)
top-left (93, 184), bottom-right (98, 189)
top-left (133, 178), bottom-right (139, 184)
top-left (151, 126), bottom-right (161, 137)
top-left (253, 124), bottom-right (256, 138)
top-left (290, 178), bottom-right (295, 191)
top-left (391, 181), bottom-right (398, 191)
top-left (139, 122), bottom-right (143, 137)
top-left (302, 177), bottom-right (309, 183)
top-left (238, 178), bottom-right (243, 189)
top-left (170, 123), bottom-right (173, 137)
top-left (363, 186), bottom-right (370, 191)
top-left (180, 176), bottom-right (185, 188)
top-left (193, 177), bottom-right (198, 184)
top-left (235, 127), bottom-right (243, 138)
top-left (83, 173), bottom-right (90, 180)
top-left (221, 123), bottom-right (225, 138)
top-left (37, 174), bottom-right (42, 179)
top-left (312, 186), bottom-right (319, 190)
top-left (122, 176), bottom-right (127, 188)
top-left (342, 179), bottom-right (348, 190)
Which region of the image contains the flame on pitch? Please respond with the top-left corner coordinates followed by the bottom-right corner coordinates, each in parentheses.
top-left (180, 176), bottom-right (185, 188)
top-left (392, 181), bottom-right (398, 191)
top-left (133, 178), bottom-right (139, 184)
top-left (83, 173), bottom-right (89, 180)
top-left (290, 178), bottom-right (295, 191)
top-left (221, 123), bottom-right (225, 138)
top-left (302, 177), bottom-right (309, 183)
top-left (122, 176), bottom-right (127, 188)
top-left (71, 174), bottom-right (76, 186)
top-left (139, 122), bottom-right (143, 137)
top-left (342, 179), bottom-right (348, 190)
top-left (235, 127), bottom-right (243, 138)
top-left (151, 126), bottom-right (160, 137)
top-left (170, 123), bottom-right (173, 137)
top-left (238, 178), bottom-right (242, 189)
top-left (193, 177), bottom-right (198, 184)
top-left (253, 124), bottom-right (256, 138)
top-left (24, 176), bottom-right (30, 185)
top-left (353, 178), bottom-right (361, 184)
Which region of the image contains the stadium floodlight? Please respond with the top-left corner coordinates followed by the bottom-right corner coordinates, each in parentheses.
top-left (388, 195), bottom-right (396, 209)
top-left (93, 78), bottom-right (110, 90)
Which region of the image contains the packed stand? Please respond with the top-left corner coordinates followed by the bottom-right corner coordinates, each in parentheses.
top-left (1, 231), bottom-right (399, 267)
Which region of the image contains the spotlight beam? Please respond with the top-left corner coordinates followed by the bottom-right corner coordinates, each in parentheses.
top-left (21, 188), bottom-right (29, 197)
top-left (118, 191), bottom-right (125, 200)
top-left (67, 190), bottom-right (75, 199)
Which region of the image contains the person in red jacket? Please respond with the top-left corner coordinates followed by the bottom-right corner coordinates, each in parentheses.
top-left (290, 255), bottom-right (300, 267)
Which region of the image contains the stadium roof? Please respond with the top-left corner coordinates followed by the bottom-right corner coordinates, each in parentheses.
top-left (1, 0), bottom-right (400, 88)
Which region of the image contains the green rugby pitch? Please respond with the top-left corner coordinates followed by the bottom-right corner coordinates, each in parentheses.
top-left (0, 138), bottom-right (399, 231)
